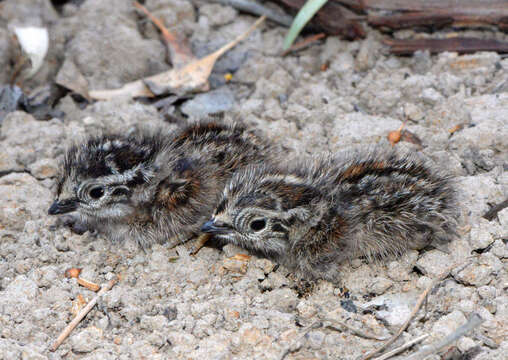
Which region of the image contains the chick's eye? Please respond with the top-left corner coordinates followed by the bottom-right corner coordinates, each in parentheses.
top-left (249, 219), bottom-right (266, 232)
top-left (89, 186), bottom-right (104, 199)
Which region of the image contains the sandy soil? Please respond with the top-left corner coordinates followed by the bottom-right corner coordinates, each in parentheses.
top-left (0, 0), bottom-right (507, 359)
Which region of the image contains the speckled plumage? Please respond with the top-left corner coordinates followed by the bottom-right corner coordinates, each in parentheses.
top-left (202, 147), bottom-right (457, 282)
top-left (48, 121), bottom-right (273, 248)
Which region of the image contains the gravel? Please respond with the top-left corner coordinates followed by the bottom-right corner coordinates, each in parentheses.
top-left (0, 0), bottom-right (507, 359)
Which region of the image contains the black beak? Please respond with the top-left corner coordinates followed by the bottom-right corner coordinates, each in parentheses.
top-left (201, 220), bottom-right (232, 234)
top-left (48, 199), bottom-right (78, 215)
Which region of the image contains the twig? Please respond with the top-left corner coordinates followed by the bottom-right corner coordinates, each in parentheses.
top-left (281, 33), bottom-right (326, 56)
top-left (483, 198), bottom-right (508, 221)
top-left (208, 15), bottom-right (266, 58)
top-left (372, 334), bottom-right (429, 360)
top-left (405, 313), bottom-right (484, 360)
top-left (360, 262), bottom-right (466, 360)
top-left (50, 277), bottom-right (118, 352)
top-left (279, 321), bottom-right (322, 360)
top-left (76, 277), bottom-right (101, 292)
top-left (323, 318), bottom-right (389, 341)
top-left (207, 0), bottom-right (293, 27)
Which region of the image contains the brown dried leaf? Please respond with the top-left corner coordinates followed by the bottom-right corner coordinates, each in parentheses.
top-left (133, 1), bottom-right (196, 68)
top-left (90, 16), bottom-right (266, 100)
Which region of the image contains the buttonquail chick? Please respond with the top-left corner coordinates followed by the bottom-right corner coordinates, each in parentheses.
top-left (202, 148), bottom-right (456, 282)
top-left (48, 121), bottom-right (273, 248)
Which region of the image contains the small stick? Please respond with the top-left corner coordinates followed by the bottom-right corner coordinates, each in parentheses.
top-left (372, 334), bottom-right (429, 360)
top-left (405, 313), bottom-right (484, 360)
top-left (50, 277), bottom-right (118, 352)
top-left (323, 318), bottom-right (389, 341)
top-left (361, 262), bottom-right (466, 360)
top-left (76, 277), bottom-right (100, 292)
top-left (483, 198), bottom-right (508, 221)
top-left (281, 33), bottom-right (326, 56)
top-left (279, 321), bottom-right (322, 360)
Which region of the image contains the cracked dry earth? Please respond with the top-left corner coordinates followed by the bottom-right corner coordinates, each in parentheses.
top-left (0, 0), bottom-right (507, 359)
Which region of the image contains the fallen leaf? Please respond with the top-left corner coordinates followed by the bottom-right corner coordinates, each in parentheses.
top-left (89, 16), bottom-right (266, 100)
top-left (12, 26), bottom-right (49, 79)
top-left (133, 1), bottom-right (196, 68)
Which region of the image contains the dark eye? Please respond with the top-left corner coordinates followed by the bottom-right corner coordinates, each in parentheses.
top-left (89, 187), bottom-right (104, 199)
top-left (249, 219), bottom-right (266, 232)
top-left (112, 187), bottom-right (129, 196)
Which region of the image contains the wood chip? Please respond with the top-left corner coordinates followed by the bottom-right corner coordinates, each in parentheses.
top-left (77, 277), bottom-right (101, 292)
top-left (64, 267), bottom-right (82, 279)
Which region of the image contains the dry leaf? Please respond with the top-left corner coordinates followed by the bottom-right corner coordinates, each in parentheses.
top-left (90, 16), bottom-right (266, 100)
top-left (133, 1), bottom-right (196, 68)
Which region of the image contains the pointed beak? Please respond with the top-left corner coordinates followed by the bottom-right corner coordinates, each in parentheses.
top-left (48, 199), bottom-right (78, 215)
top-left (201, 220), bottom-right (233, 234)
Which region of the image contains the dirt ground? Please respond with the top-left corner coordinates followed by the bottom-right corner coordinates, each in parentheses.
top-left (0, 0), bottom-right (507, 359)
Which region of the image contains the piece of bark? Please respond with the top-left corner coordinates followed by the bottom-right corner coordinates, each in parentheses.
top-left (275, 0), bottom-right (365, 39)
top-left (369, 13), bottom-right (453, 31)
top-left (384, 37), bottom-right (508, 55)
top-left (269, 1), bottom-right (508, 35)
top-left (358, 0), bottom-right (508, 12)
